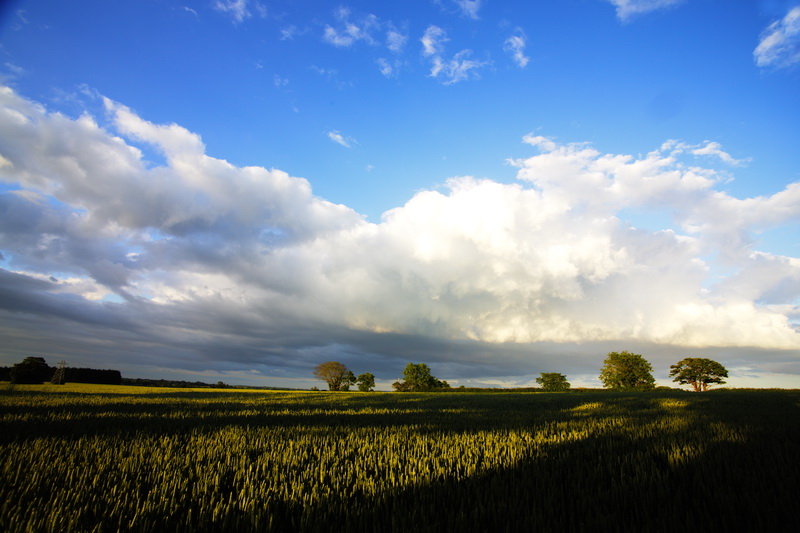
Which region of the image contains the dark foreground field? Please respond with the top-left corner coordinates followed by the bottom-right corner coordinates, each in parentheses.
top-left (2, 385), bottom-right (799, 532)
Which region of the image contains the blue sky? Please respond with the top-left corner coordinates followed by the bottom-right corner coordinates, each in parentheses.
top-left (1, 0), bottom-right (799, 389)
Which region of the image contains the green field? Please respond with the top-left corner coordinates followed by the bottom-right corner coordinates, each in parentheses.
top-left (2, 384), bottom-right (799, 532)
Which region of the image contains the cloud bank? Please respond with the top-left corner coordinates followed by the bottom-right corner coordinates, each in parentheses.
top-left (1, 87), bottom-right (799, 386)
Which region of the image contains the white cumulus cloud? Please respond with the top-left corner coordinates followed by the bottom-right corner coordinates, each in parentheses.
top-left (1, 87), bottom-right (799, 386)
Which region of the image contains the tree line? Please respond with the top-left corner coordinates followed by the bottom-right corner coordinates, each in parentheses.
top-left (526, 353), bottom-right (729, 392)
top-left (598, 351), bottom-right (728, 392)
top-left (1, 357), bottom-right (122, 385)
top-left (312, 361), bottom-right (376, 391)
top-left (312, 361), bottom-right (452, 392)
top-left (526, 352), bottom-right (729, 392)
top-left (313, 352), bottom-right (729, 393)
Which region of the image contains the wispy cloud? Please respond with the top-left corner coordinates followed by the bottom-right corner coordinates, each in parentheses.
top-left (214, 0), bottom-right (266, 23)
top-left (327, 130), bottom-right (356, 148)
top-left (504, 29), bottom-right (529, 68)
top-left (691, 140), bottom-right (750, 166)
top-left (2, 62), bottom-right (26, 81)
top-left (280, 25), bottom-right (299, 40)
top-left (454, 0), bottom-right (482, 20)
top-left (323, 12), bottom-right (406, 76)
top-left (421, 25), bottom-right (447, 57)
top-left (376, 58), bottom-right (402, 78)
top-left (310, 65), bottom-right (352, 89)
top-left (754, 6), bottom-right (800, 69)
top-left (7, 9), bottom-right (30, 31)
top-left (421, 25), bottom-right (487, 84)
top-left (430, 51), bottom-right (487, 84)
top-left (322, 8), bottom-right (380, 47)
top-left (606, 0), bottom-right (684, 23)
top-left (386, 27), bottom-right (408, 53)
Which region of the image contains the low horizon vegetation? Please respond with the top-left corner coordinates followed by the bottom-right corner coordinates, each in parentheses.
top-left (0, 353), bottom-right (744, 394)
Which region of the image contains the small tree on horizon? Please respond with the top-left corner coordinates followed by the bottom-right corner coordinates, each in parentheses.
top-left (356, 372), bottom-right (376, 392)
top-left (536, 372), bottom-right (570, 391)
top-left (599, 351), bottom-right (656, 391)
top-left (394, 362), bottom-right (450, 392)
top-left (313, 361), bottom-right (349, 391)
top-left (669, 358), bottom-right (728, 391)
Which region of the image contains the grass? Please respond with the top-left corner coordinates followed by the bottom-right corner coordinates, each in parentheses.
top-left (2, 384), bottom-right (799, 532)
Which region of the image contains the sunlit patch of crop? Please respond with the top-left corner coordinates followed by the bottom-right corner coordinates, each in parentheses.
top-left (657, 399), bottom-right (688, 409)
top-left (569, 401), bottom-right (605, 413)
top-left (664, 443), bottom-right (703, 466)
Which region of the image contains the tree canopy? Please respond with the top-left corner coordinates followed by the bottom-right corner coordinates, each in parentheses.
top-left (10, 357), bottom-right (51, 384)
top-left (356, 372), bottom-right (375, 392)
top-left (393, 363), bottom-right (450, 392)
top-left (340, 371), bottom-right (357, 391)
top-left (313, 361), bottom-right (349, 391)
top-left (669, 358), bottom-right (728, 391)
top-left (599, 351), bottom-right (656, 391)
top-left (535, 372), bottom-right (570, 391)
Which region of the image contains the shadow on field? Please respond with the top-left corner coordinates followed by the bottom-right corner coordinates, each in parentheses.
top-left (318, 425), bottom-right (800, 532)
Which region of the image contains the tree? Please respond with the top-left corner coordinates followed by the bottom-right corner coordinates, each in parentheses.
top-left (10, 357), bottom-right (52, 384)
top-left (392, 380), bottom-right (412, 392)
top-left (313, 361), bottom-right (349, 391)
top-left (340, 371), bottom-right (357, 391)
top-left (536, 372), bottom-right (570, 391)
top-left (599, 351), bottom-right (656, 391)
top-left (394, 362), bottom-right (450, 392)
top-left (356, 372), bottom-right (375, 392)
top-left (403, 362), bottom-right (434, 390)
top-left (669, 358), bottom-right (728, 392)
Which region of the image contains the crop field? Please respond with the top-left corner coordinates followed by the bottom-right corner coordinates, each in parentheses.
top-left (2, 384), bottom-right (799, 532)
